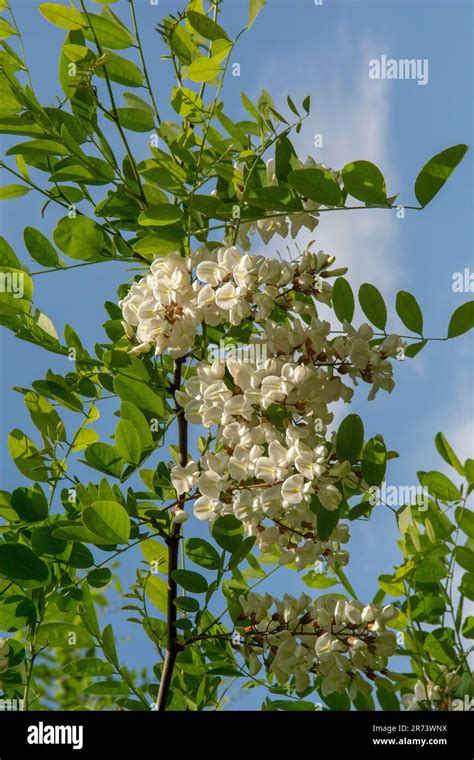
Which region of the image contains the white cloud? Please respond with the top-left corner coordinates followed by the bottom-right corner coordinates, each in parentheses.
top-left (249, 36), bottom-right (402, 299)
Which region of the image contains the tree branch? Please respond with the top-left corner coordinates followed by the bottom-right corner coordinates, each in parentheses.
top-left (156, 357), bottom-right (187, 711)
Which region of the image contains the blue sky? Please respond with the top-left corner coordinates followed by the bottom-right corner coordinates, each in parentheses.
top-left (0, 0), bottom-right (473, 709)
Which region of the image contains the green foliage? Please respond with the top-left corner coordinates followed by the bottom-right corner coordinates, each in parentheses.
top-left (0, 0), bottom-right (470, 715)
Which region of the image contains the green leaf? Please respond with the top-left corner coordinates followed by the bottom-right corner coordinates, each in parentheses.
top-left (212, 515), bottom-right (244, 552)
top-left (336, 413), bottom-right (364, 465)
top-left (228, 536), bottom-right (256, 569)
top-left (376, 686), bottom-right (400, 711)
top-left (455, 546), bottom-right (474, 573)
top-left (82, 500), bottom-right (130, 544)
top-left (138, 204), bottom-right (184, 227)
top-left (115, 419), bottom-right (142, 465)
top-left (0, 235), bottom-right (22, 268)
top-left (62, 657), bottom-right (114, 677)
top-left (187, 57), bottom-right (221, 83)
top-left (413, 560), bottom-right (447, 582)
top-left (10, 485), bottom-right (49, 523)
top-left (80, 581), bottom-right (101, 637)
top-left (185, 538), bottom-right (220, 570)
top-left (7, 138), bottom-right (68, 157)
top-left (267, 699), bottom-right (316, 711)
top-left (8, 429), bottom-right (49, 482)
top-left (378, 574), bottom-right (404, 597)
top-left (82, 12), bottom-right (134, 50)
top-left (0, 543), bottom-right (50, 588)
top-left (132, 229), bottom-right (184, 257)
top-left (455, 507), bottom-right (474, 539)
top-left (24, 227), bottom-right (60, 267)
top-left (163, 18), bottom-right (197, 65)
top-left (302, 571), bottom-right (338, 589)
top-left (415, 144), bottom-right (469, 207)
top-left (0, 266), bottom-right (33, 302)
top-left (341, 160), bottom-right (387, 204)
top-left (52, 523), bottom-right (105, 545)
top-left (424, 629), bottom-right (456, 664)
top-left (141, 538), bottom-right (168, 573)
top-left (316, 502), bottom-right (340, 541)
top-left (96, 52), bottom-right (143, 87)
top-left (114, 375), bottom-right (165, 418)
top-left (396, 291), bottom-right (423, 334)
top-left (459, 572), bottom-right (474, 602)
top-left (36, 622), bottom-right (94, 648)
top-left (87, 567), bottom-right (112, 588)
top-left (102, 623), bottom-right (119, 666)
top-left (423, 471), bottom-right (461, 501)
top-left (274, 136), bottom-right (299, 184)
top-left (434, 432), bottom-right (464, 476)
top-left (0, 18), bottom-right (19, 39)
top-left (0, 184), bottom-right (30, 200)
top-left (288, 168), bottom-right (343, 206)
top-left (322, 690), bottom-right (351, 711)
top-left (0, 595), bottom-right (36, 632)
top-left (187, 11), bottom-right (229, 41)
top-left (404, 340), bottom-right (427, 358)
top-left (53, 216), bottom-right (113, 262)
top-left (31, 526), bottom-right (67, 557)
top-left (116, 107), bottom-right (155, 132)
top-left (175, 596), bottom-right (200, 613)
top-left (361, 437), bottom-right (386, 487)
top-left (145, 574), bottom-right (167, 613)
top-left (246, 186), bottom-right (302, 212)
top-left (83, 442), bottom-right (123, 478)
top-left (172, 569), bottom-right (208, 594)
top-left (332, 277), bottom-right (355, 323)
top-left (171, 86), bottom-right (205, 124)
top-left (447, 301), bottom-right (474, 338)
top-left (462, 616), bottom-right (474, 638)
top-left (39, 3), bottom-right (85, 30)
top-left (465, 459), bottom-right (474, 485)
top-left (248, 0), bottom-right (266, 28)
top-left (358, 283), bottom-right (387, 330)
top-left (83, 680), bottom-right (129, 695)
top-left (120, 402), bottom-right (153, 451)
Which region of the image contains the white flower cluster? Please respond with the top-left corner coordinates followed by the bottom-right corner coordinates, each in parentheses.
top-left (121, 245), bottom-right (404, 566)
top-left (120, 246), bottom-right (335, 358)
top-left (401, 669), bottom-right (462, 711)
top-left (0, 637), bottom-right (9, 689)
top-left (236, 592), bottom-right (398, 696)
top-left (233, 157), bottom-right (341, 250)
top-left (171, 352), bottom-right (353, 568)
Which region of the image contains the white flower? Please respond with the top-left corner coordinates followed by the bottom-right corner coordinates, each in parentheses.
top-left (318, 483), bottom-right (342, 511)
top-left (282, 474), bottom-right (305, 504)
top-left (193, 495), bottom-right (219, 521)
top-left (215, 282), bottom-right (239, 311)
top-left (171, 461), bottom-right (199, 496)
top-left (171, 508), bottom-right (189, 524)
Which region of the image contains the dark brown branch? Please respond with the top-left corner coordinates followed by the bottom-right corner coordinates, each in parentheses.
top-left (156, 357), bottom-right (187, 711)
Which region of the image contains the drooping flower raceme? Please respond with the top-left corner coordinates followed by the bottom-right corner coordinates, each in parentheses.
top-left (120, 246), bottom-right (405, 569)
top-left (235, 592), bottom-right (398, 696)
top-left (401, 669), bottom-right (463, 711)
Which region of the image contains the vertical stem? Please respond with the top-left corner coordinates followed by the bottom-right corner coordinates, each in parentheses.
top-left (79, 0), bottom-right (147, 205)
top-left (129, 0), bottom-right (161, 125)
top-left (156, 357), bottom-right (187, 711)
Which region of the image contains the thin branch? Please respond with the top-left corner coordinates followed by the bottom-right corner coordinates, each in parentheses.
top-left (156, 357), bottom-right (188, 711)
